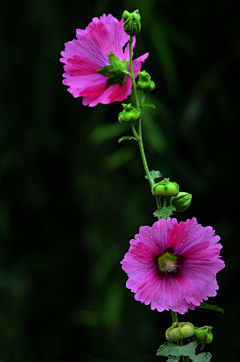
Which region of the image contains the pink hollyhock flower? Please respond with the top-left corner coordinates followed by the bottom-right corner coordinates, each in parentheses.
top-left (60, 14), bottom-right (148, 107)
top-left (121, 217), bottom-right (225, 314)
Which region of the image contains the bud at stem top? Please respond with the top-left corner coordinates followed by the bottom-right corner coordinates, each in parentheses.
top-left (122, 9), bottom-right (141, 36)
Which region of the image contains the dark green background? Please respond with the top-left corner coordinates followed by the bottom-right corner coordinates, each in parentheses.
top-left (1, 0), bottom-right (239, 361)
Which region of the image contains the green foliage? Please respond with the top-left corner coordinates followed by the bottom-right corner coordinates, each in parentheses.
top-left (166, 357), bottom-right (180, 362)
top-left (145, 170), bottom-right (162, 181)
top-left (156, 341), bottom-right (212, 362)
top-left (153, 205), bottom-right (176, 219)
top-left (196, 302), bottom-right (225, 314)
top-left (142, 102), bottom-right (156, 109)
top-left (118, 136), bottom-right (136, 143)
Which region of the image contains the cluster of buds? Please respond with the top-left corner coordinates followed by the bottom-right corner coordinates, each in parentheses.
top-left (166, 323), bottom-right (213, 348)
top-left (121, 10), bottom-right (192, 215)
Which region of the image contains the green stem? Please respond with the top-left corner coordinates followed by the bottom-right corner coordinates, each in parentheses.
top-left (128, 37), bottom-right (139, 110)
top-left (130, 123), bottom-right (140, 140)
top-left (171, 310), bottom-right (178, 323)
top-left (163, 197), bottom-right (167, 208)
top-left (128, 36), bottom-right (153, 188)
top-left (140, 91), bottom-right (146, 107)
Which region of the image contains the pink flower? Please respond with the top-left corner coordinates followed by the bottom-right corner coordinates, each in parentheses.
top-left (121, 217), bottom-right (225, 314)
top-left (60, 14), bottom-right (148, 107)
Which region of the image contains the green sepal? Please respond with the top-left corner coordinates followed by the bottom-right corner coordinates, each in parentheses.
top-left (196, 302), bottom-right (225, 314)
top-left (96, 50), bottom-right (129, 88)
top-left (156, 341), bottom-right (212, 362)
top-left (145, 170), bottom-right (162, 181)
top-left (142, 102), bottom-right (156, 109)
top-left (153, 205), bottom-right (176, 220)
top-left (118, 136), bottom-right (135, 143)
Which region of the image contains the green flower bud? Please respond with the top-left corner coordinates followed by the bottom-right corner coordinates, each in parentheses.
top-left (166, 322), bottom-right (194, 342)
top-left (170, 192), bottom-right (192, 212)
top-left (118, 103), bottom-right (141, 124)
top-left (137, 71), bottom-right (155, 92)
top-left (152, 178), bottom-right (179, 197)
top-left (192, 326), bottom-right (213, 345)
top-left (122, 9), bottom-right (141, 36)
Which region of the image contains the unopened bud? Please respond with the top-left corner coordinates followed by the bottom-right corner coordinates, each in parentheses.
top-left (122, 9), bottom-right (141, 36)
top-left (170, 192), bottom-right (192, 212)
top-left (137, 71), bottom-right (155, 92)
top-left (192, 326), bottom-right (213, 345)
top-left (118, 103), bottom-right (141, 124)
top-left (152, 178), bottom-right (179, 197)
top-left (166, 322), bottom-right (194, 342)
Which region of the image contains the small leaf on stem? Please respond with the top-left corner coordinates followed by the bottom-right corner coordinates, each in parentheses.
top-left (118, 136), bottom-right (135, 143)
top-left (142, 102), bottom-right (156, 109)
top-left (153, 205), bottom-right (176, 219)
top-left (145, 170), bottom-right (162, 181)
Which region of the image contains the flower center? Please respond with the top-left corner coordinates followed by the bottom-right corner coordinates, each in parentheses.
top-left (157, 252), bottom-right (177, 272)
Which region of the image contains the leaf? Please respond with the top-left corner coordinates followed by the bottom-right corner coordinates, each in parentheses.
top-left (118, 136), bottom-right (135, 143)
top-left (196, 302), bottom-right (225, 314)
top-left (193, 352), bottom-right (212, 362)
top-left (153, 206), bottom-right (176, 219)
top-left (167, 357), bottom-right (180, 362)
top-left (145, 170), bottom-right (162, 181)
top-left (157, 342), bottom-right (197, 358)
top-left (143, 102), bottom-right (156, 109)
top-left (156, 342), bottom-right (212, 362)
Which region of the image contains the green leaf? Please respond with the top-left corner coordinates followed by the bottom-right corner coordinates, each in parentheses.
top-left (193, 353), bottom-right (212, 362)
top-left (156, 342), bottom-right (212, 362)
top-left (118, 136), bottom-right (135, 143)
top-left (157, 342), bottom-right (197, 358)
top-left (153, 205), bottom-right (176, 219)
top-left (145, 170), bottom-right (162, 181)
top-left (167, 357), bottom-right (180, 362)
top-left (143, 102), bottom-right (156, 109)
top-left (196, 302), bottom-right (225, 314)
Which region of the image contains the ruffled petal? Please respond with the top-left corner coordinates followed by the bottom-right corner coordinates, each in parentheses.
top-left (60, 14), bottom-right (149, 106)
top-left (121, 217), bottom-right (224, 314)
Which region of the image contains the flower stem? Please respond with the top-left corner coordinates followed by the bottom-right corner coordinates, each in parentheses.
top-left (171, 310), bottom-right (178, 323)
top-left (128, 37), bottom-right (139, 110)
top-left (128, 37), bottom-right (154, 189)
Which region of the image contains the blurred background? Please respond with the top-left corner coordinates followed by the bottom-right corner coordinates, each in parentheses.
top-left (1, 0), bottom-right (240, 361)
